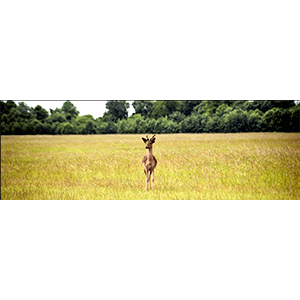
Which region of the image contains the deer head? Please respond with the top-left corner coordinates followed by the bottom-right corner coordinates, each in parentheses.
top-left (142, 134), bottom-right (156, 149)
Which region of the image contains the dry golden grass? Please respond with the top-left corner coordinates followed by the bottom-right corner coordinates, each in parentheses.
top-left (1, 133), bottom-right (300, 200)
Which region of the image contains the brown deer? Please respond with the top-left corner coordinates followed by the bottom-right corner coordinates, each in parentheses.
top-left (142, 134), bottom-right (157, 190)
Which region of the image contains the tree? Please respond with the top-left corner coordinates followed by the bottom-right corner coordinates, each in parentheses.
top-left (60, 123), bottom-right (76, 134)
top-left (17, 102), bottom-right (35, 120)
top-left (232, 101), bottom-right (247, 109)
top-left (145, 118), bottom-right (157, 133)
top-left (84, 121), bottom-right (97, 134)
top-left (105, 121), bottom-right (118, 133)
top-left (47, 113), bottom-right (67, 123)
top-left (150, 101), bottom-right (181, 119)
top-left (164, 101), bottom-right (181, 115)
top-left (27, 119), bottom-right (45, 134)
top-left (247, 109), bottom-right (263, 132)
top-left (105, 100), bottom-right (130, 122)
top-left (193, 101), bottom-right (218, 116)
top-left (11, 122), bottom-right (24, 135)
top-left (1, 100), bottom-right (17, 115)
top-left (215, 104), bottom-right (231, 117)
top-left (61, 101), bottom-right (79, 120)
top-left (150, 101), bottom-right (168, 119)
top-left (289, 105), bottom-right (299, 132)
top-left (34, 105), bottom-right (49, 121)
top-left (169, 111), bottom-right (186, 123)
top-left (262, 108), bottom-right (291, 132)
top-left (179, 114), bottom-right (201, 133)
top-left (74, 115), bottom-right (98, 134)
top-left (180, 101), bottom-right (202, 116)
top-left (251, 101), bottom-right (273, 113)
top-left (131, 114), bottom-right (147, 133)
top-left (271, 101), bottom-right (295, 109)
top-left (1, 99), bottom-right (297, 135)
top-left (97, 122), bottom-right (108, 134)
top-left (223, 109), bottom-right (248, 133)
top-left (50, 108), bottom-right (62, 115)
top-left (132, 101), bottom-right (153, 117)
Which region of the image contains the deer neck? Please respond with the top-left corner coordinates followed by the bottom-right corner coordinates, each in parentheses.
top-left (147, 148), bottom-right (153, 156)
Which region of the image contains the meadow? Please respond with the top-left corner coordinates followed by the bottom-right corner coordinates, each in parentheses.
top-left (1, 133), bottom-right (300, 200)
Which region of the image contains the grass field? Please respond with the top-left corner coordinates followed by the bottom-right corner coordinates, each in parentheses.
top-left (1, 133), bottom-right (300, 200)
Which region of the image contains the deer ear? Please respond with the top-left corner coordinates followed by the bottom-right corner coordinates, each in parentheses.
top-left (151, 138), bottom-right (156, 143)
top-left (142, 138), bottom-right (147, 143)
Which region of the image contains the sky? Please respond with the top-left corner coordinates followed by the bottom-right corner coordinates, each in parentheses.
top-left (17, 100), bottom-right (135, 119)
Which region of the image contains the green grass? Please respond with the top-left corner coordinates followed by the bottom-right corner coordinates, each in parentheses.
top-left (1, 133), bottom-right (300, 200)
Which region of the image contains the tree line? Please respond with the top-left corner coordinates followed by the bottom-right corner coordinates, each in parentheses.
top-left (1, 100), bottom-right (299, 135)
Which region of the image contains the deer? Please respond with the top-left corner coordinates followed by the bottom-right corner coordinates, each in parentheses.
top-left (142, 134), bottom-right (157, 190)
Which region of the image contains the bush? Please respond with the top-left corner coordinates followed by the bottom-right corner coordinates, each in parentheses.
top-left (60, 123), bottom-right (76, 134)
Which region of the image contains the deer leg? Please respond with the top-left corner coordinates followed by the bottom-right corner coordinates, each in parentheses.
top-left (146, 171), bottom-right (150, 191)
top-left (152, 170), bottom-right (155, 190)
top-left (143, 167), bottom-right (147, 190)
top-left (149, 170), bottom-right (152, 189)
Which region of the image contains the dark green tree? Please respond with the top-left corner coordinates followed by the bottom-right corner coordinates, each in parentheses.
top-left (106, 121), bottom-right (118, 133)
top-left (17, 102), bottom-right (35, 120)
top-left (271, 101), bottom-right (295, 109)
top-left (247, 109), bottom-right (263, 132)
top-left (180, 101), bottom-right (202, 116)
top-left (105, 100), bottom-right (130, 122)
top-left (1, 100), bottom-right (17, 115)
top-left (232, 101), bottom-right (247, 109)
top-left (169, 111), bottom-right (186, 123)
top-left (150, 101), bottom-right (181, 119)
top-left (33, 105), bottom-right (49, 121)
top-left (60, 123), bottom-right (76, 134)
top-left (262, 108), bottom-right (291, 132)
top-left (289, 105), bottom-right (299, 132)
top-left (132, 101), bottom-right (154, 117)
top-left (193, 101), bottom-right (220, 116)
top-left (61, 101), bottom-right (79, 120)
top-left (179, 114), bottom-right (201, 133)
top-left (150, 101), bottom-right (168, 119)
top-left (223, 109), bottom-right (248, 133)
top-left (1, 99), bottom-right (298, 135)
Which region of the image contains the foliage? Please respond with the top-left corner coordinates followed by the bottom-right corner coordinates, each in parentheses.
top-left (104, 100), bottom-right (130, 122)
top-left (132, 101), bottom-right (153, 118)
top-left (1, 100), bottom-right (299, 135)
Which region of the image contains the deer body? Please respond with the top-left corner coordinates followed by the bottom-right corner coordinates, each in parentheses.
top-left (142, 135), bottom-right (157, 190)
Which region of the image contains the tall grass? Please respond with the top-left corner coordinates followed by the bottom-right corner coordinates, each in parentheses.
top-left (1, 133), bottom-right (299, 199)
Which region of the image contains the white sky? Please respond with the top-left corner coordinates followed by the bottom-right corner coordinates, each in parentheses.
top-left (17, 100), bottom-right (135, 119)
